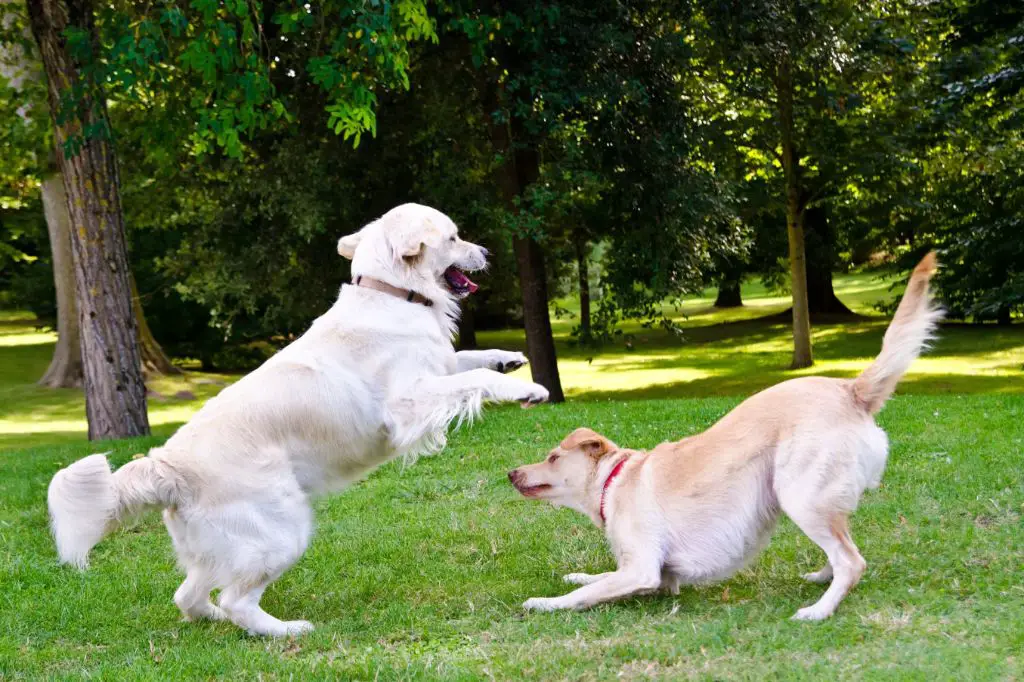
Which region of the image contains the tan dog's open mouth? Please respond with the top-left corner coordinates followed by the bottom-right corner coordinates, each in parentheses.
top-left (515, 483), bottom-right (551, 497)
top-left (508, 469), bottom-right (552, 497)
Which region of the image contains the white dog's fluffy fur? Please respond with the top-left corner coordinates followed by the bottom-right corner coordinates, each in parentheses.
top-left (47, 204), bottom-right (549, 636)
top-left (510, 253), bottom-right (942, 621)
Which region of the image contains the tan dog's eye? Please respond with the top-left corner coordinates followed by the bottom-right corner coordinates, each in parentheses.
top-left (547, 454), bottom-right (559, 463)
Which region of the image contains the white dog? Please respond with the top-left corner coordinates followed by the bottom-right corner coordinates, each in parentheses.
top-left (48, 203), bottom-right (549, 636)
top-left (509, 253), bottom-right (941, 621)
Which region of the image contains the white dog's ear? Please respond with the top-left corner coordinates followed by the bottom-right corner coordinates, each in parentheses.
top-left (393, 223), bottom-right (442, 260)
top-left (337, 231), bottom-right (363, 260)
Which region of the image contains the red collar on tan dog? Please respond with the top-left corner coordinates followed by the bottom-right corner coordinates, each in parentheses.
top-left (599, 455), bottom-right (629, 524)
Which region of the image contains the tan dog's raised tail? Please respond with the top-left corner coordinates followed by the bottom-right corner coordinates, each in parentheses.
top-left (510, 252), bottom-right (941, 620)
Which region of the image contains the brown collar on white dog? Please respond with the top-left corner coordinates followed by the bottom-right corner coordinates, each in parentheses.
top-left (354, 275), bottom-right (433, 307)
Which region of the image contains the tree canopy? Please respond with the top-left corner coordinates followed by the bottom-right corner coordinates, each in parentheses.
top-left (0, 0), bottom-right (1020, 431)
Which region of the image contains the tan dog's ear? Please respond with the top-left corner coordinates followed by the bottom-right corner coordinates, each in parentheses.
top-left (337, 231), bottom-right (362, 260)
top-left (560, 427), bottom-right (615, 458)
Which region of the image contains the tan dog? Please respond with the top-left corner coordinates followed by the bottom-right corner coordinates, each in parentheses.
top-left (509, 253), bottom-right (941, 621)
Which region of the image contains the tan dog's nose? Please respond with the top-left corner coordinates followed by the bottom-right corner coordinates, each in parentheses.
top-left (508, 469), bottom-right (522, 486)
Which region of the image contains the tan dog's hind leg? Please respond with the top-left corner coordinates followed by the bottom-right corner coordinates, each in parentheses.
top-left (802, 563), bottom-right (834, 584)
top-left (786, 507), bottom-right (866, 621)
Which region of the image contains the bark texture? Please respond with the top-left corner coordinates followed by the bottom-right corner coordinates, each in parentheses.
top-left (804, 207), bottom-right (854, 316)
top-left (130, 274), bottom-right (181, 376)
top-left (38, 171), bottom-right (84, 387)
top-left (27, 0), bottom-right (149, 439)
top-left (777, 52), bottom-right (813, 368)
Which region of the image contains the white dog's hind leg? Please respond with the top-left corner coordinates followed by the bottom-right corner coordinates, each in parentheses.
top-left (164, 508), bottom-right (224, 621)
top-left (219, 578), bottom-right (313, 637)
top-left (174, 568), bottom-right (225, 621)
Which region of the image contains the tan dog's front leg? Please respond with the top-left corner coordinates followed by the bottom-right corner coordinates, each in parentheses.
top-left (524, 567), bottom-right (661, 612)
top-left (562, 571), bottom-right (615, 586)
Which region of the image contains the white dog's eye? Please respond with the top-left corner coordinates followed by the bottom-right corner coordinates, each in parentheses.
top-left (449, 236), bottom-right (456, 242)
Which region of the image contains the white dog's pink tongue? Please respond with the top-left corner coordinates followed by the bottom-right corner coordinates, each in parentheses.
top-left (445, 267), bottom-right (479, 294)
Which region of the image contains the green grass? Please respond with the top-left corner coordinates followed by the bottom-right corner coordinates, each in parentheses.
top-left (1, 397), bottom-right (1022, 679)
top-left (0, 270), bottom-right (1022, 679)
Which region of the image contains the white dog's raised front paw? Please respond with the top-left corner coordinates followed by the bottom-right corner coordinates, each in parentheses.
top-left (494, 351), bottom-right (528, 374)
top-left (523, 597), bottom-right (562, 612)
top-left (519, 383), bottom-right (549, 408)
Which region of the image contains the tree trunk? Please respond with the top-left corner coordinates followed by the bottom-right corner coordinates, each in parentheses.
top-left (777, 52), bottom-right (813, 369)
top-left (513, 235), bottom-right (564, 401)
top-left (457, 302), bottom-right (478, 349)
top-left (483, 78), bottom-right (565, 402)
top-left (804, 207), bottom-right (854, 316)
top-left (0, 3), bottom-right (83, 387)
top-left (130, 274), bottom-right (182, 376)
top-left (28, 0), bottom-right (149, 439)
top-left (997, 306), bottom-right (1011, 326)
top-left (714, 277), bottom-right (743, 308)
top-left (575, 238), bottom-right (591, 337)
top-left (38, 170), bottom-right (84, 387)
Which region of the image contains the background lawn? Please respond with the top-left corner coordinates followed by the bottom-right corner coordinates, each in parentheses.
top-left (3, 271), bottom-right (1022, 450)
top-left (0, 273), bottom-right (1022, 680)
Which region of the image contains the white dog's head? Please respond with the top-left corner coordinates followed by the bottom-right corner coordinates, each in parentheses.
top-left (338, 204), bottom-right (487, 304)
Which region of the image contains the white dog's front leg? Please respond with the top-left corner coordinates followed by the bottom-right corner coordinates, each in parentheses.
top-left (524, 567), bottom-right (662, 612)
top-left (388, 369), bottom-right (549, 451)
top-left (455, 350), bottom-right (528, 374)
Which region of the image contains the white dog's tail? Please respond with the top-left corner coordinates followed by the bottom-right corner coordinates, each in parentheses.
top-left (47, 452), bottom-right (183, 568)
top-left (853, 252), bottom-right (943, 414)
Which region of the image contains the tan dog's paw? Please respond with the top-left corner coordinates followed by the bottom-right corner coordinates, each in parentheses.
top-left (791, 605), bottom-right (833, 622)
top-left (523, 597), bottom-right (560, 612)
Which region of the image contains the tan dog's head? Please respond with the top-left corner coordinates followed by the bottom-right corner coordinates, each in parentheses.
top-left (508, 427), bottom-right (617, 514)
top-left (338, 203), bottom-right (487, 302)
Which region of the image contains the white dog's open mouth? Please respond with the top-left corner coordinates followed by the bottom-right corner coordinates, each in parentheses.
top-left (443, 266), bottom-right (479, 296)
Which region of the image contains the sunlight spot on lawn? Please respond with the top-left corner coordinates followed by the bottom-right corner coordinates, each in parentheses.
top-left (0, 330), bottom-right (57, 347)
